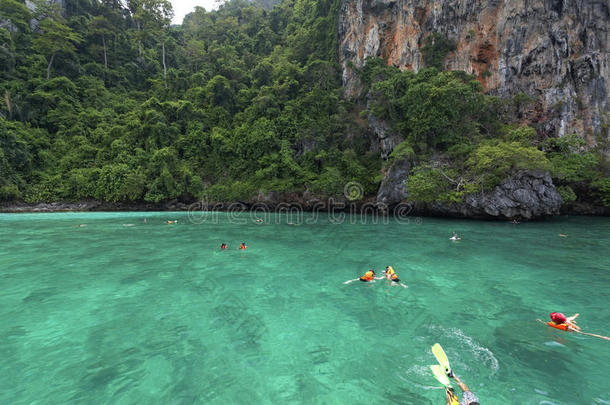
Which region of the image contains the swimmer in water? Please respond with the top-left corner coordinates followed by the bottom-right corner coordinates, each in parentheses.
top-left (384, 266), bottom-right (408, 288)
top-left (359, 270), bottom-right (376, 282)
top-left (549, 312), bottom-right (581, 331)
top-left (239, 242), bottom-right (247, 250)
top-left (220, 243), bottom-right (228, 250)
top-left (384, 266), bottom-right (399, 281)
top-left (450, 231), bottom-right (461, 241)
top-left (447, 372), bottom-right (480, 405)
top-left (344, 270), bottom-right (382, 284)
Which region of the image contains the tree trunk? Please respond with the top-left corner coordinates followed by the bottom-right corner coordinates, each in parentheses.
top-left (102, 34), bottom-right (108, 68)
top-left (4, 91), bottom-right (12, 120)
top-left (46, 53), bottom-right (55, 80)
top-left (162, 41), bottom-right (167, 89)
top-left (137, 21), bottom-right (142, 56)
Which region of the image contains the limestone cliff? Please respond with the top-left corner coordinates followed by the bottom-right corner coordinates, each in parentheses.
top-left (417, 170), bottom-right (563, 219)
top-left (338, 0), bottom-right (609, 147)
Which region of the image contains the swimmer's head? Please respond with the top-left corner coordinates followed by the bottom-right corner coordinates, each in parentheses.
top-left (550, 312), bottom-right (567, 324)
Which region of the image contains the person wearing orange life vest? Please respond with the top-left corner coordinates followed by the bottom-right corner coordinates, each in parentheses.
top-left (384, 266), bottom-right (400, 282)
top-left (344, 269), bottom-right (379, 284)
top-left (549, 312), bottom-right (581, 331)
top-left (239, 242), bottom-right (247, 250)
top-left (359, 270), bottom-right (376, 282)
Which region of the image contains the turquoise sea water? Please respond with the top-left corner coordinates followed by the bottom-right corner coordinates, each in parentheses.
top-left (1, 212), bottom-right (609, 404)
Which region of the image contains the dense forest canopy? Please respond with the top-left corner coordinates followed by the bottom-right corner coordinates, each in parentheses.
top-left (0, 0), bottom-right (608, 207)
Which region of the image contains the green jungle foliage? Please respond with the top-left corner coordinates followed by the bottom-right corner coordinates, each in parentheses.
top-left (0, 0), bottom-right (607, 206)
top-left (0, 0), bottom-right (379, 203)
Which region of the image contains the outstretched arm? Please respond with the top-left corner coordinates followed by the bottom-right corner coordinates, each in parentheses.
top-left (449, 373), bottom-right (470, 393)
top-left (567, 313), bottom-right (580, 322)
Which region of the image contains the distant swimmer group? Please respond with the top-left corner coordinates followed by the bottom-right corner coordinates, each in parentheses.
top-left (344, 266), bottom-right (407, 288)
top-left (219, 242), bottom-right (248, 250)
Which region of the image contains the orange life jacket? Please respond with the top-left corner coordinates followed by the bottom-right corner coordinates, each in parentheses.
top-left (361, 271), bottom-right (374, 281)
top-left (385, 267), bottom-right (398, 280)
top-left (547, 321), bottom-right (569, 331)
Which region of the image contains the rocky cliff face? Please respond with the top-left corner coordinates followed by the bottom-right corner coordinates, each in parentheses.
top-left (376, 161), bottom-right (562, 219)
top-left (418, 170), bottom-right (563, 219)
top-left (338, 0), bottom-right (609, 148)
top-left (25, 0), bottom-right (65, 13)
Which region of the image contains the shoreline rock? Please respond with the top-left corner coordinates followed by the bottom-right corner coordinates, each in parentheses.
top-left (1, 187), bottom-right (608, 219)
top-left (416, 171), bottom-right (564, 220)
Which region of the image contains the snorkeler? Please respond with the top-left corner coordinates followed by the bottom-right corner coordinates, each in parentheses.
top-left (548, 312), bottom-right (581, 331)
top-left (221, 243), bottom-right (228, 250)
top-left (385, 266), bottom-right (399, 281)
top-left (384, 266), bottom-right (408, 288)
top-left (360, 270), bottom-right (376, 282)
top-left (344, 270), bottom-right (382, 284)
top-left (537, 312), bottom-right (610, 340)
top-left (430, 343), bottom-right (480, 405)
top-left (448, 373), bottom-right (480, 405)
top-left (239, 242), bottom-right (247, 250)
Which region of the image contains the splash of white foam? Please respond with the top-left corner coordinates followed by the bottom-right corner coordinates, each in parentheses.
top-left (428, 325), bottom-right (500, 377)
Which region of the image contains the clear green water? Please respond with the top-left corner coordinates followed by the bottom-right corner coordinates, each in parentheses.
top-left (1, 212), bottom-right (609, 404)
